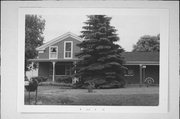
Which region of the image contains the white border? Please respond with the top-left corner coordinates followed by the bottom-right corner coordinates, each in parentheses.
top-left (64, 41), bottom-right (73, 59)
top-left (17, 8), bottom-right (169, 113)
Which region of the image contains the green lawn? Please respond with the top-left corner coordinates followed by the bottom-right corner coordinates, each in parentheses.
top-left (25, 86), bottom-right (159, 106)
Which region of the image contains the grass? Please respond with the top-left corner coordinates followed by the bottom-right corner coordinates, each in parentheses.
top-left (25, 85), bottom-right (159, 106)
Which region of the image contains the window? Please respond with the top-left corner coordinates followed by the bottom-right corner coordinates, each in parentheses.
top-left (55, 64), bottom-right (72, 75)
top-left (55, 65), bottom-right (65, 75)
top-left (64, 41), bottom-right (73, 59)
top-left (124, 69), bottom-right (134, 76)
top-left (65, 65), bottom-right (71, 75)
top-left (49, 46), bottom-right (58, 59)
top-left (39, 50), bottom-right (44, 53)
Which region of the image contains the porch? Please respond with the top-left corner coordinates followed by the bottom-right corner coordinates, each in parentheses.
top-left (29, 58), bottom-right (79, 82)
top-left (124, 64), bottom-right (159, 85)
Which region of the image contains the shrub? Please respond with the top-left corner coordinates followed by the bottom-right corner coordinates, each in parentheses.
top-left (56, 76), bottom-right (72, 83)
top-left (72, 77), bottom-right (105, 89)
top-left (72, 78), bottom-right (88, 89)
top-left (31, 76), bottom-right (48, 83)
top-left (84, 78), bottom-right (106, 88)
top-left (72, 83), bottom-right (83, 89)
top-left (98, 80), bottom-right (125, 89)
top-left (73, 75), bottom-right (127, 89)
top-left (38, 81), bottom-right (72, 87)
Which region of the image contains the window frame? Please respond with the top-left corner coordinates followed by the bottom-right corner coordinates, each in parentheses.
top-left (49, 46), bottom-right (58, 59)
top-left (65, 64), bottom-right (72, 75)
top-left (64, 41), bottom-right (73, 59)
top-left (55, 64), bottom-right (72, 76)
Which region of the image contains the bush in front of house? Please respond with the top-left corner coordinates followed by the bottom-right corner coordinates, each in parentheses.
top-left (73, 76), bottom-right (127, 89)
top-left (72, 81), bottom-right (84, 89)
top-left (38, 82), bottom-right (73, 87)
top-left (98, 79), bottom-right (127, 89)
top-left (56, 76), bottom-right (72, 83)
top-left (31, 76), bottom-right (48, 83)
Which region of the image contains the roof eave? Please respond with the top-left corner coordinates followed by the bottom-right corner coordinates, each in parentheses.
top-left (124, 61), bottom-right (159, 65)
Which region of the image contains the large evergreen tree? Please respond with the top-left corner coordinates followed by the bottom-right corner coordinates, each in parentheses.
top-left (75, 15), bottom-right (126, 88)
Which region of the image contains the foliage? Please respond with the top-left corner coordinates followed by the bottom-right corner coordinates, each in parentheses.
top-left (25, 15), bottom-right (45, 71)
top-left (132, 34), bottom-right (160, 52)
top-left (25, 76), bottom-right (47, 92)
top-left (56, 76), bottom-right (72, 83)
top-left (25, 79), bottom-right (39, 92)
top-left (38, 82), bottom-right (72, 87)
top-left (74, 15), bottom-right (126, 88)
top-left (98, 78), bottom-right (127, 89)
top-left (73, 77), bottom-right (127, 89)
top-left (31, 76), bottom-right (48, 83)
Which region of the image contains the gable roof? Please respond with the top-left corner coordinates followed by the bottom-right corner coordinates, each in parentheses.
top-left (36, 32), bottom-right (83, 51)
top-left (122, 52), bottom-right (159, 65)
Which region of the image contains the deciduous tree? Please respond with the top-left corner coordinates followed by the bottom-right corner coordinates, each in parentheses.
top-left (25, 15), bottom-right (45, 71)
top-left (132, 34), bottom-right (160, 52)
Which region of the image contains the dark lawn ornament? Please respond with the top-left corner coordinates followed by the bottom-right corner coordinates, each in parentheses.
top-left (25, 79), bottom-right (39, 104)
top-left (144, 77), bottom-right (154, 87)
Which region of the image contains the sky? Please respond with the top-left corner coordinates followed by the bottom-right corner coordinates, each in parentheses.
top-left (42, 14), bottom-right (160, 52)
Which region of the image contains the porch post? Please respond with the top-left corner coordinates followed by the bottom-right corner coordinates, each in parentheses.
top-left (73, 61), bottom-right (77, 74)
top-left (142, 65), bottom-right (146, 83)
top-left (139, 64), bottom-right (142, 87)
top-left (31, 62), bottom-right (34, 78)
top-left (52, 61), bottom-right (56, 82)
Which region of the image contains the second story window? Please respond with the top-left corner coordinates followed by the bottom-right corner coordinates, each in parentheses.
top-left (64, 41), bottom-right (73, 59)
top-left (49, 46), bottom-right (58, 59)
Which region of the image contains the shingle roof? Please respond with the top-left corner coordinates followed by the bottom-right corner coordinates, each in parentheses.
top-left (122, 52), bottom-right (159, 65)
